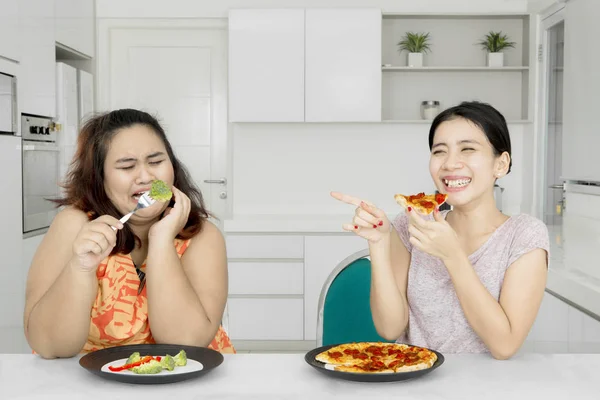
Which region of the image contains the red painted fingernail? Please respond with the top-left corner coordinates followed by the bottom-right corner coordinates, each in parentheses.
top-left (373, 224), bottom-right (377, 228)
top-left (378, 221), bottom-right (383, 226)
top-left (407, 207), bottom-right (412, 212)
top-left (435, 206), bottom-right (439, 212)
top-left (354, 225), bottom-right (358, 230)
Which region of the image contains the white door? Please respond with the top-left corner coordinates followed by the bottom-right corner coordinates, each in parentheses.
top-left (538, 9), bottom-right (565, 226)
top-left (109, 28), bottom-right (230, 227)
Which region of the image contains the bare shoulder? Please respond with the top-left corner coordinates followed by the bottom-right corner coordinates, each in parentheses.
top-left (185, 220), bottom-right (225, 252)
top-left (47, 206), bottom-right (89, 237)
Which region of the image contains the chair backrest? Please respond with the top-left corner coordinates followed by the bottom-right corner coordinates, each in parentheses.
top-left (316, 249), bottom-right (394, 347)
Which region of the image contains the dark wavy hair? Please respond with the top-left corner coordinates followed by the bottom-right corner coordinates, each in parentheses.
top-left (54, 108), bottom-right (211, 255)
top-left (428, 101), bottom-right (512, 174)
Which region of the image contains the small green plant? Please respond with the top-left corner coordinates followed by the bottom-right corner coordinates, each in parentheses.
top-left (477, 31), bottom-right (516, 53)
top-left (397, 32), bottom-right (431, 54)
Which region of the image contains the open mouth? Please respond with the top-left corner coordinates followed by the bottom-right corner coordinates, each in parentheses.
top-left (132, 190), bottom-right (148, 201)
top-left (443, 178), bottom-right (471, 189)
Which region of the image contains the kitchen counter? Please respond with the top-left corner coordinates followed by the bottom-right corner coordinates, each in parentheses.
top-left (1, 353), bottom-right (598, 399)
top-left (224, 213), bottom-right (600, 320)
top-left (224, 213), bottom-right (367, 233)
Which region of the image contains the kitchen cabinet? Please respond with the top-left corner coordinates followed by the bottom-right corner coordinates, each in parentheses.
top-left (228, 9), bottom-right (305, 122)
top-left (0, 135), bottom-right (23, 330)
top-left (55, 0), bottom-right (95, 57)
top-left (305, 9), bottom-right (381, 122)
top-left (224, 234), bottom-right (305, 343)
top-left (562, 0), bottom-right (600, 181)
top-left (0, 0), bottom-right (20, 62)
top-left (524, 291), bottom-right (600, 353)
top-left (228, 8), bottom-right (381, 123)
top-left (19, 0), bottom-right (56, 118)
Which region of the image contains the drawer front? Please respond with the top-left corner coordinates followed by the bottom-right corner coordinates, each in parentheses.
top-left (227, 298), bottom-right (304, 340)
top-left (226, 235), bottom-right (304, 259)
top-left (229, 262), bottom-right (304, 295)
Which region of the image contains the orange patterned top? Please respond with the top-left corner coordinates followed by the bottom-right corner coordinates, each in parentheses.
top-left (82, 238), bottom-right (235, 354)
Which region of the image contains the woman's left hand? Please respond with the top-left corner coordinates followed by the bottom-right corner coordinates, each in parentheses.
top-left (149, 186), bottom-right (191, 242)
top-left (407, 208), bottom-right (462, 263)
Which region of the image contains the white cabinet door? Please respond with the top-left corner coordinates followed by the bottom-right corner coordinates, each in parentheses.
top-left (305, 9), bottom-right (381, 122)
top-left (56, 62), bottom-right (78, 183)
top-left (0, 136), bottom-right (23, 329)
top-left (19, 0), bottom-right (56, 118)
top-left (304, 235), bottom-right (368, 340)
top-left (228, 9), bottom-right (305, 122)
top-left (227, 298), bottom-right (304, 340)
top-left (0, 0), bottom-right (20, 62)
top-left (55, 0), bottom-right (95, 57)
top-left (562, 0), bottom-right (600, 181)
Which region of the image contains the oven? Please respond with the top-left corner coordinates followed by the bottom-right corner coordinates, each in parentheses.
top-left (21, 114), bottom-right (60, 235)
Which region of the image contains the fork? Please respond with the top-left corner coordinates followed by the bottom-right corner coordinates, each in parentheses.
top-left (111, 191), bottom-right (156, 230)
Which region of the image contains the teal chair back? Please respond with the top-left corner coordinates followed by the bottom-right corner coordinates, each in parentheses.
top-left (316, 249), bottom-right (394, 347)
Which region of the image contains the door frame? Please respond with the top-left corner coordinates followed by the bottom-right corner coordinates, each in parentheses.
top-left (96, 18), bottom-right (233, 219)
top-left (533, 5), bottom-right (566, 220)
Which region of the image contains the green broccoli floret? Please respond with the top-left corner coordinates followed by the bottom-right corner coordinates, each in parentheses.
top-left (125, 352), bottom-right (141, 365)
top-left (149, 179), bottom-right (172, 202)
top-left (173, 350), bottom-right (187, 366)
top-left (131, 359), bottom-right (163, 374)
top-left (161, 354), bottom-right (176, 371)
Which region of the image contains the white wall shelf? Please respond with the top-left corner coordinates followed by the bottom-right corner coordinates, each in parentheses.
top-left (383, 66), bottom-right (529, 72)
top-left (382, 13), bottom-right (531, 122)
top-left (382, 13), bottom-right (530, 19)
top-left (381, 119), bottom-right (532, 124)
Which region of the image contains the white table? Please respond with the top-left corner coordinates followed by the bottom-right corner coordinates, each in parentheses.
top-left (1, 353), bottom-right (597, 399)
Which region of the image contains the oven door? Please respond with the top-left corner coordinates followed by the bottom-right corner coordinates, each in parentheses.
top-left (22, 140), bottom-right (61, 234)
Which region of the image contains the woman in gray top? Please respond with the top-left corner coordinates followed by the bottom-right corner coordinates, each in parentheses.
top-left (332, 101), bottom-right (549, 359)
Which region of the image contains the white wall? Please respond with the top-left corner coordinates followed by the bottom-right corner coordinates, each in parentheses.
top-left (97, 0), bottom-right (529, 18)
top-left (96, 0), bottom-right (536, 219)
top-left (232, 123), bottom-right (526, 217)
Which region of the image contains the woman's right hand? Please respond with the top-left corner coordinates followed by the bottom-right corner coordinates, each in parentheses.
top-left (330, 192), bottom-right (392, 243)
top-left (72, 215), bottom-right (123, 271)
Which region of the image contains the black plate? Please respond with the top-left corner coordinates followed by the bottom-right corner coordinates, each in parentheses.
top-left (79, 343), bottom-right (224, 385)
top-left (305, 343), bottom-right (444, 383)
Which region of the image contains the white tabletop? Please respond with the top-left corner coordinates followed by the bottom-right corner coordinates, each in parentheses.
top-left (1, 353), bottom-right (597, 399)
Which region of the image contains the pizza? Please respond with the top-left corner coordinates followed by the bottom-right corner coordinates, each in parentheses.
top-left (315, 342), bottom-right (437, 374)
top-left (394, 192), bottom-right (448, 215)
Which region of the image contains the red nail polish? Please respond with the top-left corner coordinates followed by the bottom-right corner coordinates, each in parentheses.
top-left (407, 207), bottom-right (412, 212)
top-left (373, 224), bottom-right (377, 228)
top-left (378, 221), bottom-right (383, 226)
top-left (435, 206), bottom-right (439, 213)
top-left (354, 225), bottom-right (358, 230)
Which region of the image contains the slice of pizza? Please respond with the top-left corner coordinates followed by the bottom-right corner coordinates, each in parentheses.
top-left (394, 192), bottom-right (448, 215)
top-left (315, 343), bottom-right (369, 366)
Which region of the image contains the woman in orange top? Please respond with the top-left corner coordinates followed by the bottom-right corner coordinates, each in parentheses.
top-left (24, 109), bottom-right (235, 358)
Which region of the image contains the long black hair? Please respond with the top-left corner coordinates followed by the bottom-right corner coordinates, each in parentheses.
top-left (428, 101), bottom-right (512, 174)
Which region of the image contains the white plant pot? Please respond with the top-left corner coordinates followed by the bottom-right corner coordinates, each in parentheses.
top-left (487, 52), bottom-right (504, 67)
top-left (408, 52), bottom-right (423, 67)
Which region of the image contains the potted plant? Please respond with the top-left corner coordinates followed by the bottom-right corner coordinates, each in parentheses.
top-left (398, 32), bottom-right (431, 67)
top-left (477, 31), bottom-right (516, 67)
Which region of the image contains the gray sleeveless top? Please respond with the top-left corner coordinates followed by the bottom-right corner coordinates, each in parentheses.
top-left (392, 210), bottom-right (550, 354)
